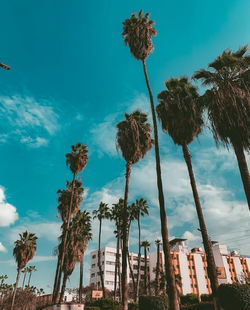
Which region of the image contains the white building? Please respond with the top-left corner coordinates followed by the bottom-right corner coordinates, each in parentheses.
top-left (89, 240), bottom-right (250, 295)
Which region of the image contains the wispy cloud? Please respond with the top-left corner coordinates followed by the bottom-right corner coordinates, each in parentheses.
top-left (0, 95), bottom-right (60, 148)
top-left (0, 186), bottom-right (18, 227)
top-left (0, 242), bottom-right (7, 253)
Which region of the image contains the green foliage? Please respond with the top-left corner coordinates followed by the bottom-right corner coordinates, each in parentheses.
top-left (85, 307), bottom-right (101, 310)
top-left (181, 302), bottom-right (214, 310)
top-left (180, 293), bottom-right (199, 305)
top-left (128, 302), bottom-right (139, 310)
top-left (200, 294), bottom-right (213, 302)
top-left (85, 298), bottom-right (121, 310)
top-left (139, 295), bottom-right (169, 310)
top-left (216, 283), bottom-right (250, 310)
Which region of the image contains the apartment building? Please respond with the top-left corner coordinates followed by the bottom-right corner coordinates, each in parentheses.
top-left (89, 240), bottom-right (250, 295)
top-left (89, 246), bottom-right (149, 291)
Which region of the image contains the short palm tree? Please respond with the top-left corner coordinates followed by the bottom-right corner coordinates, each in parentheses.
top-left (93, 202), bottom-right (110, 299)
top-left (134, 198), bottom-right (149, 301)
top-left (27, 265), bottom-right (37, 287)
top-left (21, 267), bottom-right (29, 290)
top-left (141, 240), bottom-right (150, 295)
top-left (11, 231), bottom-right (38, 310)
top-left (155, 239), bottom-right (162, 296)
top-left (116, 110), bottom-right (152, 310)
top-left (193, 46), bottom-right (250, 210)
top-left (157, 77), bottom-right (219, 308)
top-left (122, 11), bottom-right (179, 309)
top-left (53, 143), bottom-right (88, 303)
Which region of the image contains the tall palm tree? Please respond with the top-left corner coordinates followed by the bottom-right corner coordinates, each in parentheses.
top-left (110, 199), bottom-right (124, 301)
top-left (133, 198), bottom-right (149, 301)
top-left (141, 240), bottom-right (150, 295)
top-left (193, 46), bottom-right (250, 210)
top-left (11, 231), bottom-right (38, 310)
top-left (116, 110), bottom-right (152, 310)
top-left (27, 266), bottom-right (37, 287)
top-left (53, 179), bottom-right (84, 302)
top-left (122, 11), bottom-right (179, 309)
top-left (155, 239), bottom-right (162, 296)
top-left (157, 77), bottom-right (220, 309)
top-left (53, 143), bottom-right (88, 303)
top-left (93, 202), bottom-right (110, 299)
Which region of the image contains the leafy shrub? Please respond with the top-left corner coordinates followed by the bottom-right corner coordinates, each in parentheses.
top-left (85, 307), bottom-right (101, 310)
top-left (128, 302), bottom-right (139, 310)
top-left (139, 295), bottom-right (169, 310)
top-left (181, 302), bottom-right (214, 310)
top-left (200, 294), bottom-right (213, 302)
top-left (85, 298), bottom-right (121, 310)
top-left (180, 294), bottom-right (199, 305)
top-left (216, 283), bottom-right (250, 310)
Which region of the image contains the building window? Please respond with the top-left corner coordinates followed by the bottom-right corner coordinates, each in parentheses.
top-left (105, 281), bottom-right (114, 285)
top-left (106, 261), bottom-right (116, 266)
top-left (91, 273), bottom-right (95, 278)
top-left (106, 271), bottom-right (115, 276)
top-left (92, 255), bottom-right (96, 259)
top-left (91, 264), bottom-right (95, 268)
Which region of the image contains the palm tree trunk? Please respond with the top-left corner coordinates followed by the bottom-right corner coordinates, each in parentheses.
top-left (22, 271), bottom-right (27, 290)
top-left (10, 268), bottom-right (21, 310)
top-left (231, 140), bottom-right (250, 210)
top-left (59, 273), bottom-right (68, 303)
top-left (182, 144), bottom-right (220, 310)
top-left (142, 60), bottom-right (179, 310)
top-left (118, 227), bottom-right (122, 302)
top-left (155, 244), bottom-right (160, 296)
top-left (114, 230), bottom-right (119, 300)
top-left (122, 161), bottom-right (132, 310)
top-left (127, 223), bottom-right (136, 301)
top-left (54, 173), bottom-right (76, 303)
top-left (143, 247), bottom-right (147, 295)
top-left (27, 271), bottom-right (32, 287)
top-left (136, 216), bottom-right (141, 302)
top-left (98, 218), bottom-right (106, 298)
top-left (79, 254), bottom-right (84, 303)
top-left (52, 256), bottom-right (61, 302)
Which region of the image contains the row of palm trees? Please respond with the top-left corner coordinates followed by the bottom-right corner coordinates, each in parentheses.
top-left (120, 9), bottom-right (249, 310)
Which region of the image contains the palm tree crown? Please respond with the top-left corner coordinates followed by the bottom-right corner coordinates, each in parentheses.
top-left (66, 143), bottom-right (89, 174)
top-left (193, 45), bottom-right (250, 150)
top-left (122, 10), bottom-right (156, 61)
top-left (13, 231), bottom-right (38, 270)
top-left (157, 77), bottom-right (203, 146)
top-left (116, 110), bottom-right (152, 164)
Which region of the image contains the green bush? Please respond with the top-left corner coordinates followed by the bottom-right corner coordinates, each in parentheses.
top-left (180, 294), bottom-right (199, 305)
top-left (128, 302), bottom-right (139, 310)
top-left (139, 295), bottom-right (169, 310)
top-left (181, 302), bottom-right (214, 310)
top-left (216, 283), bottom-right (250, 310)
top-left (200, 294), bottom-right (213, 302)
top-left (85, 307), bottom-right (101, 310)
top-left (85, 298), bottom-right (121, 310)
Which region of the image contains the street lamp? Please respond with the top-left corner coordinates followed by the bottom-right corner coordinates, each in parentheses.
top-left (0, 62), bottom-right (10, 70)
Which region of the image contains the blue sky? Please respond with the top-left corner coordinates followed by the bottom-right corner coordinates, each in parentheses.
top-left (0, 0), bottom-right (249, 293)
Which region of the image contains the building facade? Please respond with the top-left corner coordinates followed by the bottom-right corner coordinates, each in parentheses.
top-left (89, 240), bottom-right (250, 295)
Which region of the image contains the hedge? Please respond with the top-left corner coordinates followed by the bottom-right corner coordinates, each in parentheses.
top-left (200, 294), bottom-right (213, 302)
top-left (139, 295), bottom-right (169, 310)
top-left (180, 302), bottom-right (214, 310)
top-left (85, 298), bottom-right (121, 310)
top-left (85, 307), bottom-right (101, 310)
top-left (180, 294), bottom-right (199, 305)
top-left (216, 284), bottom-right (250, 310)
top-left (128, 302), bottom-right (139, 310)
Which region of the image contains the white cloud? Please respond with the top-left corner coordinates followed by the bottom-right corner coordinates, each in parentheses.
top-left (0, 242), bottom-right (7, 253)
top-left (0, 95), bottom-right (60, 147)
top-left (0, 187), bottom-right (18, 227)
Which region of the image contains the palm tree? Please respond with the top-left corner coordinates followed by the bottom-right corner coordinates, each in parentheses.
top-left (193, 46), bottom-right (250, 210)
top-left (122, 11), bottom-right (179, 309)
top-left (154, 239), bottom-right (162, 296)
top-left (133, 198), bottom-right (149, 301)
top-left (116, 110), bottom-right (152, 310)
top-left (93, 202), bottom-right (110, 299)
top-left (11, 231), bottom-right (38, 310)
top-left (0, 62), bottom-right (10, 70)
top-left (53, 179), bottom-right (84, 302)
top-left (157, 77), bottom-right (220, 308)
top-left (141, 241), bottom-right (150, 295)
top-left (27, 266), bottom-right (37, 287)
top-left (110, 199), bottom-right (124, 301)
top-left (53, 143), bottom-right (88, 303)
